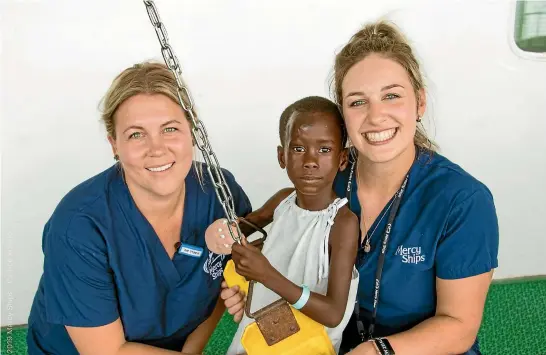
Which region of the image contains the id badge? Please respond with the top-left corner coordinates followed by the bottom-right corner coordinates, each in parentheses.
top-left (177, 243), bottom-right (203, 258)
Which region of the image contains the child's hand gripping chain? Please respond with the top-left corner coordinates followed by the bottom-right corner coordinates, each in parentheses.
top-left (208, 221), bottom-right (336, 355)
top-left (205, 217), bottom-right (268, 296)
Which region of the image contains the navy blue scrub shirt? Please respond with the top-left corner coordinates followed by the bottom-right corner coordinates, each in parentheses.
top-left (334, 148), bottom-right (499, 354)
top-left (27, 162), bottom-right (252, 354)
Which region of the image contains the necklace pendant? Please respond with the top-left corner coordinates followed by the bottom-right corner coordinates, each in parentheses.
top-left (364, 240), bottom-right (371, 253)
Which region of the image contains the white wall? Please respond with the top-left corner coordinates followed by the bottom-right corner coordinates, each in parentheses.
top-left (1, 0), bottom-right (545, 326)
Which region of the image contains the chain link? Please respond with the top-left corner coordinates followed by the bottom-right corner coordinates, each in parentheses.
top-left (143, 0), bottom-right (243, 244)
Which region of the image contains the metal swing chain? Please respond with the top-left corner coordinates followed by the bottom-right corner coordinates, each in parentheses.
top-left (142, 0), bottom-right (243, 244)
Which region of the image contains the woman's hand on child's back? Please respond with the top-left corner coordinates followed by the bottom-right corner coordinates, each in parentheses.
top-left (231, 239), bottom-right (274, 284)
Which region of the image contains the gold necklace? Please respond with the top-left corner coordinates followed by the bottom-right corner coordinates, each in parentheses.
top-left (361, 197), bottom-right (396, 253)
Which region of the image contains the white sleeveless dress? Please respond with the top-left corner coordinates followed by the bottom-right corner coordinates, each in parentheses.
top-left (226, 191), bottom-right (360, 355)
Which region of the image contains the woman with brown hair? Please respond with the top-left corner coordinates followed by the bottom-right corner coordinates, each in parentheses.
top-left (332, 21), bottom-right (498, 355)
top-left (223, 20), bottom-right (499, 355)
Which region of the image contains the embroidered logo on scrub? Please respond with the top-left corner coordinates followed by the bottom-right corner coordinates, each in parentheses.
top-left (395, 245), bottom-right (426, 264)
top-left (203, 252), bottom-right (225, 280)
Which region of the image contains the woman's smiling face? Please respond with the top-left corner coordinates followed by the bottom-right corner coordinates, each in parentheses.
top-left (109, 93), bottom-right (193, 198)
top-left (341, 53), bottom-right (425, 164)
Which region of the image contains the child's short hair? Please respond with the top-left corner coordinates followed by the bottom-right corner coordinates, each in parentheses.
top-left (279, 96), bottom-right (347, 148)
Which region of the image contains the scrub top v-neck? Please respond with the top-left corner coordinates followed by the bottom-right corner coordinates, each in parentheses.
top-left (333, 149), bottom-right (499, 353)
top-left (27, 162), bottom-right (252, 354)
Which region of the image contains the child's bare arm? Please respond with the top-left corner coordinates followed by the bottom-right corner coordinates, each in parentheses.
top-left (240, 188), bottom-right (294, 232)
top-left (237, 188), bottom-right (294, 245)
top-left (322, 207), bottom-right (359, 324)
top-left (232, 206), bottom-right (359, 328)
top-left (206, 188), bottom-right (295, 254)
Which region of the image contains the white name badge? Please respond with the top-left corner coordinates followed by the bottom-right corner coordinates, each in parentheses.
top-left (178, 243), bottom-right (203, 258)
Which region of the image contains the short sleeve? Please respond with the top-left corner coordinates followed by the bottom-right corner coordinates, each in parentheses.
top-left (435, 188), bottom-right (499, 279)
top-left (43, 215), bottom-right (119, 327)
top-left (220, 168), bottom-right (253, 218)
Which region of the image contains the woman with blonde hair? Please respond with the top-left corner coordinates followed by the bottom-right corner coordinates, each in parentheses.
top-left (27, 62), bottom-right (250, 355)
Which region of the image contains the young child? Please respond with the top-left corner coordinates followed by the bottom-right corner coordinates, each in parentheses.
top-left (215, 96), bottom-right (360, 354)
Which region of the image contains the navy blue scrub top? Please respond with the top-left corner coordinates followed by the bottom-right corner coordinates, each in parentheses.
top-left (27, 162), bottom-right (252, 354)
top-left (333, 149), bottom-right (499, 351)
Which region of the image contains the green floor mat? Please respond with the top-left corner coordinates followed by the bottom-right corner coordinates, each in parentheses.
top-left (477, 277), bottom-right (546, 355)
top-left (1, 326), bottom-right (27, 355)
top-left (3, 277), bottom-right (545, 354)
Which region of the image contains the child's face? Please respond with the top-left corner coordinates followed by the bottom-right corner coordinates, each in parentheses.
top-left (278, 112), bottom-right (348, 196)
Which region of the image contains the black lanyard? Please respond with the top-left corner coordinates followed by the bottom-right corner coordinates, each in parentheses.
top-left (346, 159), bottom-right (410, 341)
